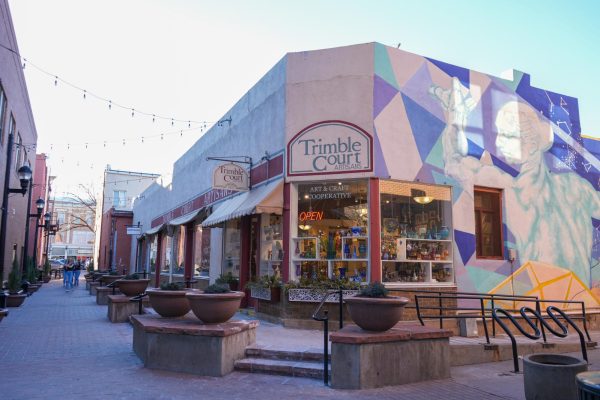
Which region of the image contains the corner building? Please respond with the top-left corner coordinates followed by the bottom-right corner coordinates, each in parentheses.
top-left (132, 43), bottom-right (600, 321)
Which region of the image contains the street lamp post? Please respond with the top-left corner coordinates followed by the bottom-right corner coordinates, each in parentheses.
top-left (41, 213), bottom-right (59, 278)
top-left (0, 132), bottom-right (32, 281)
top-left (22, 195), bottom-right (44, 277)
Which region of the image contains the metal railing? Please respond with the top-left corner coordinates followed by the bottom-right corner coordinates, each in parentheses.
top-left (311, 288), bottom-right (344, 386)
top-left (130, 292), bottom-right (148, 315)
top-left (493, 305), bottom-right (588, 372)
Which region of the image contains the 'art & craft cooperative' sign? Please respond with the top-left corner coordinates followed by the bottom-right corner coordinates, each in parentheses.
top-left (287, 121), bottom-right (373, 176)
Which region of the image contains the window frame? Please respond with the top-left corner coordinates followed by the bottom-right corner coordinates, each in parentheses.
top-left (0, 85), bottom-right (7, 146)
top-left (473, 186), bottom-right (505, 260)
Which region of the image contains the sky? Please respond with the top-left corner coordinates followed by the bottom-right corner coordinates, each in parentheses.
top-left (7, 0), bottom-right (600, 197)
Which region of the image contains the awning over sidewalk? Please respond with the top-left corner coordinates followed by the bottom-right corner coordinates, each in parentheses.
top-left (202, 178), bottom-right (283, 227)
top-left (145, 223), bottom-right (164, 236)
top-left (168, 209), bottom-right (203, 226)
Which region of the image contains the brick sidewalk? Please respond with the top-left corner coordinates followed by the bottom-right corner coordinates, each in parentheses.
top-left (1, 279), bottom-right (597, 399)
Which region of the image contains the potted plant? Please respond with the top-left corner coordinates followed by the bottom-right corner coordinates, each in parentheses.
top-left (100, 270), bottom-right (125, 285)
top-left (25, 259), bottom-right (41, 293)
top-left (42, 259), bottom-right (51, 283)
top-left (6, 258), bottom-right (26, 307)
top-left (146, 282), bottom-right (191, 318)
top-left (245, 275), bottom-right (282, 302)
top-left (344, 282), bottom-right (409, 331)
top-left (116, 273), bottom-right (151, 297)
top-left (284, 277), bottom-right (361, 302)
top-left (216, 272), bottom-right (239, 291)
top-left (186, 283), bottom-right (245, 324)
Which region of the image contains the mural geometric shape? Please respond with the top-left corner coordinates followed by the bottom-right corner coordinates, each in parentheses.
top-left (490, 153), bottom-right (520, 177)
top-left (489, 261), bottom-right (600, 309)
top-left (374, 43), bottom-right (399, 89)
top-left (425, 135), bottom-right (444, 169)
top-left (374, 74), bottom-right (399, 118)
top-left (401, 62), bottom-right (446, 123)
top-left (426, 57), bottom-right (470, 88)
top-left (465, 265), bottom-right (509, 294)
top-left (431, 170), bottom-right (463, 203)
top-left (372, 128), bottom-right (389, 178)
top-left (401, 93), bottom-right (446, 163)
top-left (454, 229), bottom-right (476, 266)
top-left (466, 138), bottom-right (484, 160)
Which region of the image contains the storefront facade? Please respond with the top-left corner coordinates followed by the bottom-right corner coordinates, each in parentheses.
top-left (132, 43), bottom-right (600, 317)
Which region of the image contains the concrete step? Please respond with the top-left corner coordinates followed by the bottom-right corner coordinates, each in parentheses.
top-left (234, 357), bottom-right (328, 379)
top-left (244, 346), bottom-right (329, 362)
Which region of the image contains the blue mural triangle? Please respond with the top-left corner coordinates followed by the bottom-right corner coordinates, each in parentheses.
top-left (455, 229), bottom-right (476, 266)
top-left (374, 74), bottom-right (399, 118)
top-left (431, 170), bottom-right (463, 203)
top-left (374, 43), bottom-right (399, 89)
top-left (490, 153), bottom-right (520, 177)
top-left (426, 57), bottom-right (470, 88)
top-left (465, 266), bottom-right (506, 293)
top-left (466, 139), bottom-right (484, 160)
top-left (373, 127), bottom-right (389, 177)
top-left (425, 134), bottom-right (444, 169)
top-left (401, 93), bottom-right (446, 163)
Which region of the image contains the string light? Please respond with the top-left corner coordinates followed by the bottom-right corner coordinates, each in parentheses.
top-left (0, 42), bottom-right (209, 127)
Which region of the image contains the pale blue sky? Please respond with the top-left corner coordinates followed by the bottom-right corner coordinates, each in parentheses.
top-left (7, 0), bottom-right (600, 194)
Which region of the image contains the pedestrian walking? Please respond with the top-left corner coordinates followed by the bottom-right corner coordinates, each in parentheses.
top-left (64, 262), bottom-right (74, 291)
top-left (73, 260), bottom-right (81, 286)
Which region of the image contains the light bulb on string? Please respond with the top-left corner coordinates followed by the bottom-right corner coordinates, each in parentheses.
top-left (123, 139), bottom-right (126, 146)
top-left (85, 143), bottom-right (88, 149)
top-left (54, 76), bottom-right (58, 86)
top-left (188, 121), bottom-right (191, 128)
top-left (108, 100), bottom-right (112, 110)
top-left (152, 115), bottom-right (155, 123)
top-left (22, 58), bottom-right (26, 69)
top-left (131, 108), bottom-right (135, 118)
top-left (83, 90), bottom-right (86, 99)
top-left (180, 130), bottom-right (183, 137)
top-left (103, 141), bottom-right (106, 148)
top-left (171, 118), bottom-right (174, 126)
top-left (141, 137), bottom-right (144, 143)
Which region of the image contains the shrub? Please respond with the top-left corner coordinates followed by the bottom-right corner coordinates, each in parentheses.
top-left (125, 273), bottom-right (140, 280)
top-left (160, 282), bottom-right (183, 291)
top-left (26, 257), bottom-right (37, 283)
top-left (43, 259), bottom-right (51, 276)
top-left (359, 282), bottom-right (388, 298)
top-left (204, 283), bottom-right (231, 294)
top-left (108, 270), bottom-right (120, 276)
top-left (216, 272), bottom-right (239, 285)
top-left (7, 257), bottom-right (22, 293)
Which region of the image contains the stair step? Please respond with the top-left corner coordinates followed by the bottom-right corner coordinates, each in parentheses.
top-left (234, 357), bottom-right (329, 379)
top-left (245, 346), bottom-right (328, 362)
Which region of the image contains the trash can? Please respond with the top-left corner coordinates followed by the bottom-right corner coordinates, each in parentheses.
top-left (577, 371), bottom-right (600, 399)
top-left (0, 290), bottom-right (7, 308)
top-left (523, 354), bottom-right (588, 400)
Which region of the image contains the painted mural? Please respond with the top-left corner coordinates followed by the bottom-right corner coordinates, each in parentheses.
top-left (372, 43), bottom-right (600, 307)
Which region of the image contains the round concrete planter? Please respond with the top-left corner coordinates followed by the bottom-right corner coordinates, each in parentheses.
top-left (523, 353), bottom-right (587, 400)
top-left (146, 289), bottom-right (191, 318)
top-left (6, 293), bottom-right (26, 308)
top-left (116, 279), bottom-right (150, 297)
top-left (100, 275), bottom-right (125, 285)
top-left (43, 275), bottom-right (51, 283)
top-left (345, 296), bottom-right (409, 331)
top-left (186, 291), bottom-right (245, 324)
top-left (27, 284), bottom-right (41, 294)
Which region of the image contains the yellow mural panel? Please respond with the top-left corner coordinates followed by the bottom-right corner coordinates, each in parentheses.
top-left (488, 261), bottom-right (600, 311)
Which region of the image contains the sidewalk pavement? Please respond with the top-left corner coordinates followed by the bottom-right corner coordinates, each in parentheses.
top-left (1, 279), bottom-right (598, 400)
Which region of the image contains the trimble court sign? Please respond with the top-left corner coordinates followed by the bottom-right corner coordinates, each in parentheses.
top-left (288, 120), bottom-right (373, 176)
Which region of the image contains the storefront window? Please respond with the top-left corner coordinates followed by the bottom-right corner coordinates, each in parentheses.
top-left (380, 181), bottom-right (453, 285)
top-left (194, 225), bottom-right (210, 277)
top-left (148, 236), bottom-right (157, 273)
top-left (161, 234), bottom-right (172, 274)
top-left (171, 226), bottom-right (185, 275)
top-left (293, 180), bottom-right (369, 282)
top-left (259, 214), bottom-right (282, 277)
top-left (222, 219), bottom-right (241, 278)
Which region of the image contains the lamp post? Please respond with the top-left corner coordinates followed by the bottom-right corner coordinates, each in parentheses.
top-left (22, 195), bottom-right (44, 277)
top-left (0, 131), bottom-right (33, 281)
top-left (41, 212), bottom-right (59, 278)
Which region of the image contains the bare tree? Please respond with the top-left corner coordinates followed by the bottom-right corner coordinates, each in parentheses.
top-left (63, 184), bottom-right (97, 233)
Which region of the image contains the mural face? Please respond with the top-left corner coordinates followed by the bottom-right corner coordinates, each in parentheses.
top-left (372, 43), bottom-right (600, 305)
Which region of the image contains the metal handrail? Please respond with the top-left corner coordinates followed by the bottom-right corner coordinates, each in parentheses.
top-left (492, 305), bottom-right (588, 372)
top-left (311, 288), bottom-right (345, 386)
top-left (413, 292), bottom-right (592, 342)
top-left (130, 292), bottom-right (148, 315)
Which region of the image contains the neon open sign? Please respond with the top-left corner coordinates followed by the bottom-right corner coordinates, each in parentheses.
top-left (299, 211), bottom-right (324, 221)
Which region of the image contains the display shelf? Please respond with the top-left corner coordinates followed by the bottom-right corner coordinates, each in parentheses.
top-left (405, 238), bottom-right (452, 243)
top-left (341, 236), bottom-right (368, 260)
top-left (292, 237), bottom-right (319, 260)
top-left (382, 259), bottom-right (452, 263)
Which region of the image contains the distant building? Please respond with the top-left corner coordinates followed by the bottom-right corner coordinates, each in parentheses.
top-left (48, 197), bottom-right (95, 261)
top-left (0, 0), bottom-right (39, 282)
top-left (95, 167), bottom-right (159, 272)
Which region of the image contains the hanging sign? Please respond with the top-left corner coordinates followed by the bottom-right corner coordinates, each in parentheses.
top-left (213, 163), bottom-right (249, 191)
top-left (126, 225), bottom-right (142, 235)
top-left (288, 120), bottom-right (373, 176)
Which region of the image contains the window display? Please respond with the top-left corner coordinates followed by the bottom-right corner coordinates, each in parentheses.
top-left (161, 234), bottom-right (172, 274)
top-left (222, 219), bottom-right (241, 278)
top-left (171, 226), bottom-right (185, 275)
top-left (293, 180), bottom-right (369, 282)
top-left (193, 225), bottom-right (210, 277)
top-left (148, 235), bottom-right (157, 273)
top-left (380, 180), bottom-right (454, 285)
top-left (259, 214), bottom-right (282, 277)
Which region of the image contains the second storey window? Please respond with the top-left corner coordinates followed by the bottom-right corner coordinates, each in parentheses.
top-left (113, 190), bottom-right (127, 208)
top-left (474, 187), bottom-right (503, 259)
top-left (0, 86), bottom-right (6, 145)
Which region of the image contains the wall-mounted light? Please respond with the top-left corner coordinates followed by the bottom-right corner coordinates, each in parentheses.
top-left (412, 189), bottom-right (434, 205)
